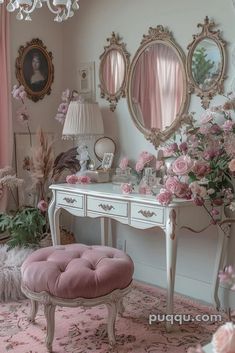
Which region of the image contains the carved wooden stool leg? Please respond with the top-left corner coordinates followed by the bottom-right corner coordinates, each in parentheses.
top-left (44, 304), bottom-right (56, 353)
top-left (29, 300), bottom-right (38, 323)
top-left (117, 299), bottom-right (125, 316)
top-left (106, 301), bottom-right (117, 345)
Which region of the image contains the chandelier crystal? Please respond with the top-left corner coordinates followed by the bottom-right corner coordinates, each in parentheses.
top-left (0, 0), bottom-right (79, 22)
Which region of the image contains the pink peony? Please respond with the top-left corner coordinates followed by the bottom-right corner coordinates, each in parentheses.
top-left (77, 175), bottom-right (91, 184)
top-left (121, 183), bottom-right (133, 194)
top-left (156, 189), bottom-right (173, 205)
top-left (119, 157), bottom-right (129, 171)
top-left (229, 159), bottom-right (235, 172)
top-left (135, 160), bottom-right (145, 173)
top-left (37, 200), bottom-right (48, 212)
top-left (66, 174), bottom-right (79, 184)
top-left (212, 322), bottom-right (235, 353)
top-left (172, 156), bottom-right (193, 176)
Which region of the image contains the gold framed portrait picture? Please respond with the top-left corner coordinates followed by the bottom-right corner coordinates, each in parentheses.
top-left (15, 38), bottom-right (54, 102)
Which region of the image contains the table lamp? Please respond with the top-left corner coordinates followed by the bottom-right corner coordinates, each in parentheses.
top-left (62, 101), bottom-right (104, 175)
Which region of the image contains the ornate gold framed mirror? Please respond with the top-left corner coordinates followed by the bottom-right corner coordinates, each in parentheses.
top-left (99, 32), bottom-right (130, 112)
top-left (186, 16), bottom-right (226, 109)
top-left (127, 26), bottom-right (190, 148)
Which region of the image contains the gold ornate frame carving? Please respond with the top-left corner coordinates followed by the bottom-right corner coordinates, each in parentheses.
top-left (99, 32), bottom-right (130, 112)
top-left (186, 16), bottom-right (227, 109)
top-left (127, 26), bottom-right (190, 149)
top-left (15, 38), bottom-right (54, 102)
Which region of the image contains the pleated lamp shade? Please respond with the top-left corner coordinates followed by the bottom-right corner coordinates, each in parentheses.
top-left (62, 101), bottom-right (104, 139)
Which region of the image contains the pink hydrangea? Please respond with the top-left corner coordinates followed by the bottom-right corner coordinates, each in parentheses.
top-left (66, 174), bottom-right (79, 184)
top-left (212, 322), bottom-right (235, 353)
top-left (119, 157), bottom-right (129, 171)
top-left (172, 156), bottom-right (193, 176)
top-left (37, 200), bottom-right (48, 212)
top-left (121, 183), bottom-right (133, 194)
top-left (156, 189), bottom-right (173, 205)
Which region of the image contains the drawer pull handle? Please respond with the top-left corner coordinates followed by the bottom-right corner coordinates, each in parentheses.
top-left (63, 197), bottom-right (77, 204)
top-left (98, 204), bottom-right (114, 211)
top-left (138, 210), bottom-right (156, 218)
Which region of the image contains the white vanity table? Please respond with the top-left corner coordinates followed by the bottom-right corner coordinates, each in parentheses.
top-left (48, 182), bottom-right (230, 323)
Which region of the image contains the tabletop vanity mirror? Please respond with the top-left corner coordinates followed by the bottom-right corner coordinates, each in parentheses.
top-left (127, 26), bottom-right (190, 148)
top-left (186, 16), bottom-right (226, 109)
top-left (99, 32), bottom-right (130, 112)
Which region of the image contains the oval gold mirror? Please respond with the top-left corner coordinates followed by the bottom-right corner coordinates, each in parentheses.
top-left (186, 16), bottom-right (226, 109)
top-left (99, 32), bottom-right (130, 112)
top-left (127, 26), bottom-right (190, 148)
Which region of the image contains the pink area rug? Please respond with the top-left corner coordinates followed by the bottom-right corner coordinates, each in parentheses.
top-left (0, 281), bottom-right (225, 353)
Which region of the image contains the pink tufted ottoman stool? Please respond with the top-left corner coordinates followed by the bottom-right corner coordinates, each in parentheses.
top-left (21, 244), bottom-right (134, 352)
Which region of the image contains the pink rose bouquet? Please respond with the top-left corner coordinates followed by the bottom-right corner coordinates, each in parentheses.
top-left (135, 151), bottom-right (154, 173)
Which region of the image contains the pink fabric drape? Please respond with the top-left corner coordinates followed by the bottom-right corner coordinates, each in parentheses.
top-left (103, 50), bottom-right (125, 95)
top-left (132, 44), bottom-right (184, 130)
top-left (0, 7), bottom-right (12, 211)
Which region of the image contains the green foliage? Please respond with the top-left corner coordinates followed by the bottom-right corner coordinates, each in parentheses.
top-left (192, 47), bottom-right (215, 85)
top-left (0, 207), bottom-right (46, 249)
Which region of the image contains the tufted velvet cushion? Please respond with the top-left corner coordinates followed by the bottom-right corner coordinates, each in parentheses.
top-left (21, 244), bottom-right (134, 299)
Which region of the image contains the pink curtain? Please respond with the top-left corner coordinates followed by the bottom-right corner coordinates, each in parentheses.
top-left (132, 44), bottom-right (183, 130)
top-left (103, 50), bottom-right (125, 95)
top-left (0, 7), bottom-right (12, 211)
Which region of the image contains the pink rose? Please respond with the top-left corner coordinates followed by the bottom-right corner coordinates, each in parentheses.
top-left (229, 159), bottom-right (235, 172)
top-left (135, 160), bottom-right (145, 173)
top-left (193, 162), bottom-right (210, 178)
top-left (165, 176), bottom-right (181, 194)
top-left (222, 120), bottom-right (234, 132)
top-left (119, 157), bottom-right (129, 171)
top-left (121, 183), bottom-right (133, 194)
top-left (199, 125), bottom-right (211, 135)
top-left (156, 189), bottom-right (173, 205)
top-left (162, 143), bottom-right (178, 157)
top-left (37, 200), bottom-right (48, 212)
top-left (179, 142), bottom-right (188, 153)
top-left (139, 151), bottom-right (153, 164)
top-left (77, 175), bottom-right (91, 184)
top-left (212, 322), bottom-right (235, 353)
top-left (175, 182), bottom-right (191, 199)
top-left (172, 156), bottom-right (193, 176)
top-left (66, 174), bottom-right (79, 184)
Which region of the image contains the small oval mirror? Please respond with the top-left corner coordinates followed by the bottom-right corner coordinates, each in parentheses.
top-left (99, 32), bottom-right (130, 112)
top-left (102, 49), bottom-right (125, 95)
top-left (187, 16), bottom-right (226, 109)
top-left (191, 38), bottom-right (222, 91)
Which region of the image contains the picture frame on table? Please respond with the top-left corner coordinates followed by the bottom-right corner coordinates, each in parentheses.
top-left (15, 38), bottom-right (54, 102)
top-left (101, 152), bottom-right (114, 170)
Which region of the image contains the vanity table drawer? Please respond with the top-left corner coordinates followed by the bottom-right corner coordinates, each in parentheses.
top-left (131, 203), bottom-right (164, 225)
top-left (57, 192), bottom-right (84, 209)
top-left (87, 197), bottom-right (128, 217)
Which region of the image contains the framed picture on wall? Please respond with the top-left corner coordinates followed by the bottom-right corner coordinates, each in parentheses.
top-left (15, 38), bottom-right (54, 102)
top-left (77, 62), bottom-right (96, 101)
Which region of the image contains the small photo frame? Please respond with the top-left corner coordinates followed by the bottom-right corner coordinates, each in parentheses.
top-left (101, 152), bottom-right (114, 170)
top-left (77, 62), bottom-right (96, 101)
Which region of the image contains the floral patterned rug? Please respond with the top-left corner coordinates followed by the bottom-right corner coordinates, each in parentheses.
top-left (0, 281), bottom-right (225, 353)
